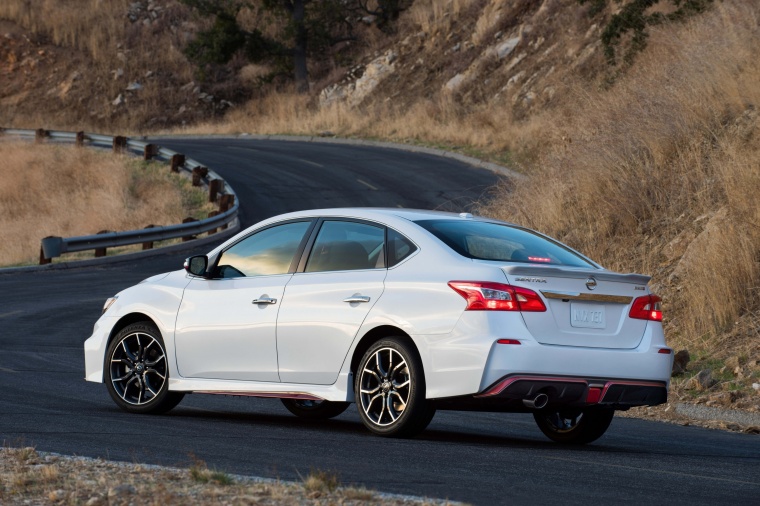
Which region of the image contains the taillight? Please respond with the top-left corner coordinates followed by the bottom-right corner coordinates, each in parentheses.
top-left (448, 281), bottom-right (547, 312)
top-left (629, 295), bottom-right (663, 322)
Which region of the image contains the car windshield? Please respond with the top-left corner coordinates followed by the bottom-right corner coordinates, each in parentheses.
top-left (414, 219), bottom-right (595, 268)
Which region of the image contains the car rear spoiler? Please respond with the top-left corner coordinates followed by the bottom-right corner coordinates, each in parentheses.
top-left (503, 265), bottom-right (651, 285)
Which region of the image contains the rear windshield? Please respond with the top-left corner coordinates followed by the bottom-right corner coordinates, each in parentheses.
top-left (414, 219), bottom-right (594, 268)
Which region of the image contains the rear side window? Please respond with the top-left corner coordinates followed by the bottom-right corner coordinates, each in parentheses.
top-left (414, 219), bottom-right (594, 268)
top-left (387, 228), bottom-right (417, 267)
top-left (305, 221), bottom-right (385, 272)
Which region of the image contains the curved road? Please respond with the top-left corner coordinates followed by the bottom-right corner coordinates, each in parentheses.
top-left (1, 138), bottom-right (758, 505)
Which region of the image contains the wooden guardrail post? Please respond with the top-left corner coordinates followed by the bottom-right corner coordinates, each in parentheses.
top-left (219, 194), bottom-right (235, 212)
top-left (208, 179), bottom-right (221, 202)
top-left (182, 218), bottom-right (198, 242)
top-left (142, 225), bottom-right (156, 250)
top-left (112, 136), bottom-right (127, 153)
top-left (207, 211), bottom-right (219, 235)
top-left (35, 129), bottom-right (49, 143)
top-left (218, 194), bottom-right (235, 230)
top-left (39, 246), bottom-right (51, 265)
top-left (94, 230), bottom-right (111, 257)
top-left (170, 154), bottom-right (185, 173)
top-left (22, 133), bottom-right (239, 263)
top-left (191, 166), bottom-right (208, 186)
top-left (143, 144), bottom-right (158, 160)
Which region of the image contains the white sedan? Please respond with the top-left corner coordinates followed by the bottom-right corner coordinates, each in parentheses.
top-left (85, 208), bottom-right (673, 443)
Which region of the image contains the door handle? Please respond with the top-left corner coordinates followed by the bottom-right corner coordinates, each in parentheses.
top-left (252, 297), bottom-right (277, 305)
top-left (343, 295), bottom-right (371, 303)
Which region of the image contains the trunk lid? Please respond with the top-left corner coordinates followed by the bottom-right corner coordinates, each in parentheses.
top-left (503, 265), bottom-right (651, 349)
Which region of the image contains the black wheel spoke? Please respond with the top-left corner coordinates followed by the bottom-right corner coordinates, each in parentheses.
top-left (144, 354), bottom-right (165, 367)
top-left (121, 341), bottom-right (137, 363)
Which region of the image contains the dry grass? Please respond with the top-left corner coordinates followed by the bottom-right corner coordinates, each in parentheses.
top-left (405, 0), bottom-right (477, 35)
top-left (0, 0), bottom-right (190, 72)
top-left (192, 90), bottom-right (539, 163)
top-left (0, 0), bottom-right (128, 61)
top-left (0, 141), bottom-right (212, 267)
top-left (0, 0), bottom-right (204, 132)
top-left (0, 447), bottom-right (452, 505)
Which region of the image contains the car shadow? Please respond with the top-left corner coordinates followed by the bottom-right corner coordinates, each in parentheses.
top-left (155, 405), bottom-right (562, 449)
top-left (89, 402), bottom-right (760, 463)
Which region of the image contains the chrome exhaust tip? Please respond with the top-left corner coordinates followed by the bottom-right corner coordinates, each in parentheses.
top-left (522, 392), bottom-right (549, 410)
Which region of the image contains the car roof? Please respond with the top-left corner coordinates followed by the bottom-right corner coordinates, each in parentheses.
top-left (269, 207), bottom-right (512, 224)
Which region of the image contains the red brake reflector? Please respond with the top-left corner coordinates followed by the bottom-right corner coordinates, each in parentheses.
top-left (629, 295), bottom-right (663, 322)
top-left (658, 348), bottom-right (672, 354)
top-left (586, 387), bottom-right (602, 404)
top-left (497, 339), bottom-right (521, 345)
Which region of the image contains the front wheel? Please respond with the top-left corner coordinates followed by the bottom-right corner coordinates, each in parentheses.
top-left (355, 338), bottom-right (435, 438)
top-left (533, 407), bottom-right (614, 444)
top-left (281, 399), bottom-right (350, 419)
top-left (104, 322), bottom-right (184, 414)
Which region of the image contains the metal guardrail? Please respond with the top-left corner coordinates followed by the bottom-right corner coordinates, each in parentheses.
top-left (0, 128), bottom-right (240, 264)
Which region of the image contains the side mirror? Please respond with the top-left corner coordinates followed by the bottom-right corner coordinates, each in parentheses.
top-left (184, 255), bottom-right (208, 277)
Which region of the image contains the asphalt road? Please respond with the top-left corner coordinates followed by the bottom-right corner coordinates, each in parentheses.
top-left (1, 138), bottom-right (758, 505)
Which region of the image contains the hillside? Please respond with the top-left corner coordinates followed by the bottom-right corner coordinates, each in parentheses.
top-left (0, 1), bottom-right (238, 131)
top-left (1, 0), bottom-right (758, 414)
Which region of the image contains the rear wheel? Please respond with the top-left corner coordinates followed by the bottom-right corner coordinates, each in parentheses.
top-left (104, 322), bottom-right (184, 414)
top-left (533, 407), bottom-right (614, 444)
top-left (355, 338), bottom-right (435, 437)
top-left (281, 399), bottom-right (350, 419)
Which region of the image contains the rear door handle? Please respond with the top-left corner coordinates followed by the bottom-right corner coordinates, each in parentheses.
top-left (343, 295), bottom-right (370, 303)
top-left (252, 297), bottom-right (277, 305)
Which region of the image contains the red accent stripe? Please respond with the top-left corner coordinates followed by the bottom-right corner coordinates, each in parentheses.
top-left (475, 376), bottom-right (589, 398)
top-left (476, 376), bottom-right (666, 401)
top-left (196, 391), bottom-right (324, 401)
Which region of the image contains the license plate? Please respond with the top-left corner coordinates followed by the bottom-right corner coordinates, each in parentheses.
top-left (570, 303), bottom-right (606, 329)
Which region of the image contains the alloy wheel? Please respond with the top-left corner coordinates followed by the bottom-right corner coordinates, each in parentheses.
top-left (109, 331), bottom-right (168, 406)
top-left (358, 347), bottom-right (411, 427)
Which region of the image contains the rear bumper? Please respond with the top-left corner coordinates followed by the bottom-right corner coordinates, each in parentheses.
top-left (418, 312), bottom-right (673, 400)
top-left (432, 374), bottom-right (668, 412)
top-left (479, 321), bottom-right (673, 390)
top-left (478, 374), bottom-right (667, 407)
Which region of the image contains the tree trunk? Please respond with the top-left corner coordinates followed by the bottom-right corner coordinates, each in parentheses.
top-left (292, 0), bottom-right (309, 93)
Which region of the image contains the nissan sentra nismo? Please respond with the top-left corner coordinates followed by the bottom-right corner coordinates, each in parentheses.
top-left (85, 208), bottom-right (673, 443)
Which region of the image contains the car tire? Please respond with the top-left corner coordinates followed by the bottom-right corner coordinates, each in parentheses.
top-left (533, 407), bottom-right (614, 444)
top-left (281, 399), bottom-right (350, 419)
top-left (355, 337), bottom-right (435, 438)
top-left (104, 322), bottom-right (184, 414)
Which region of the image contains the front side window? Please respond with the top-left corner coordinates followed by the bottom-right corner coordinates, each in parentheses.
top-left (414, 219), bottom-right (594, 268)
top-left (216, 221), bottom-right (311, 277)
top-left (305, 220), bottom-right (385, 272)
